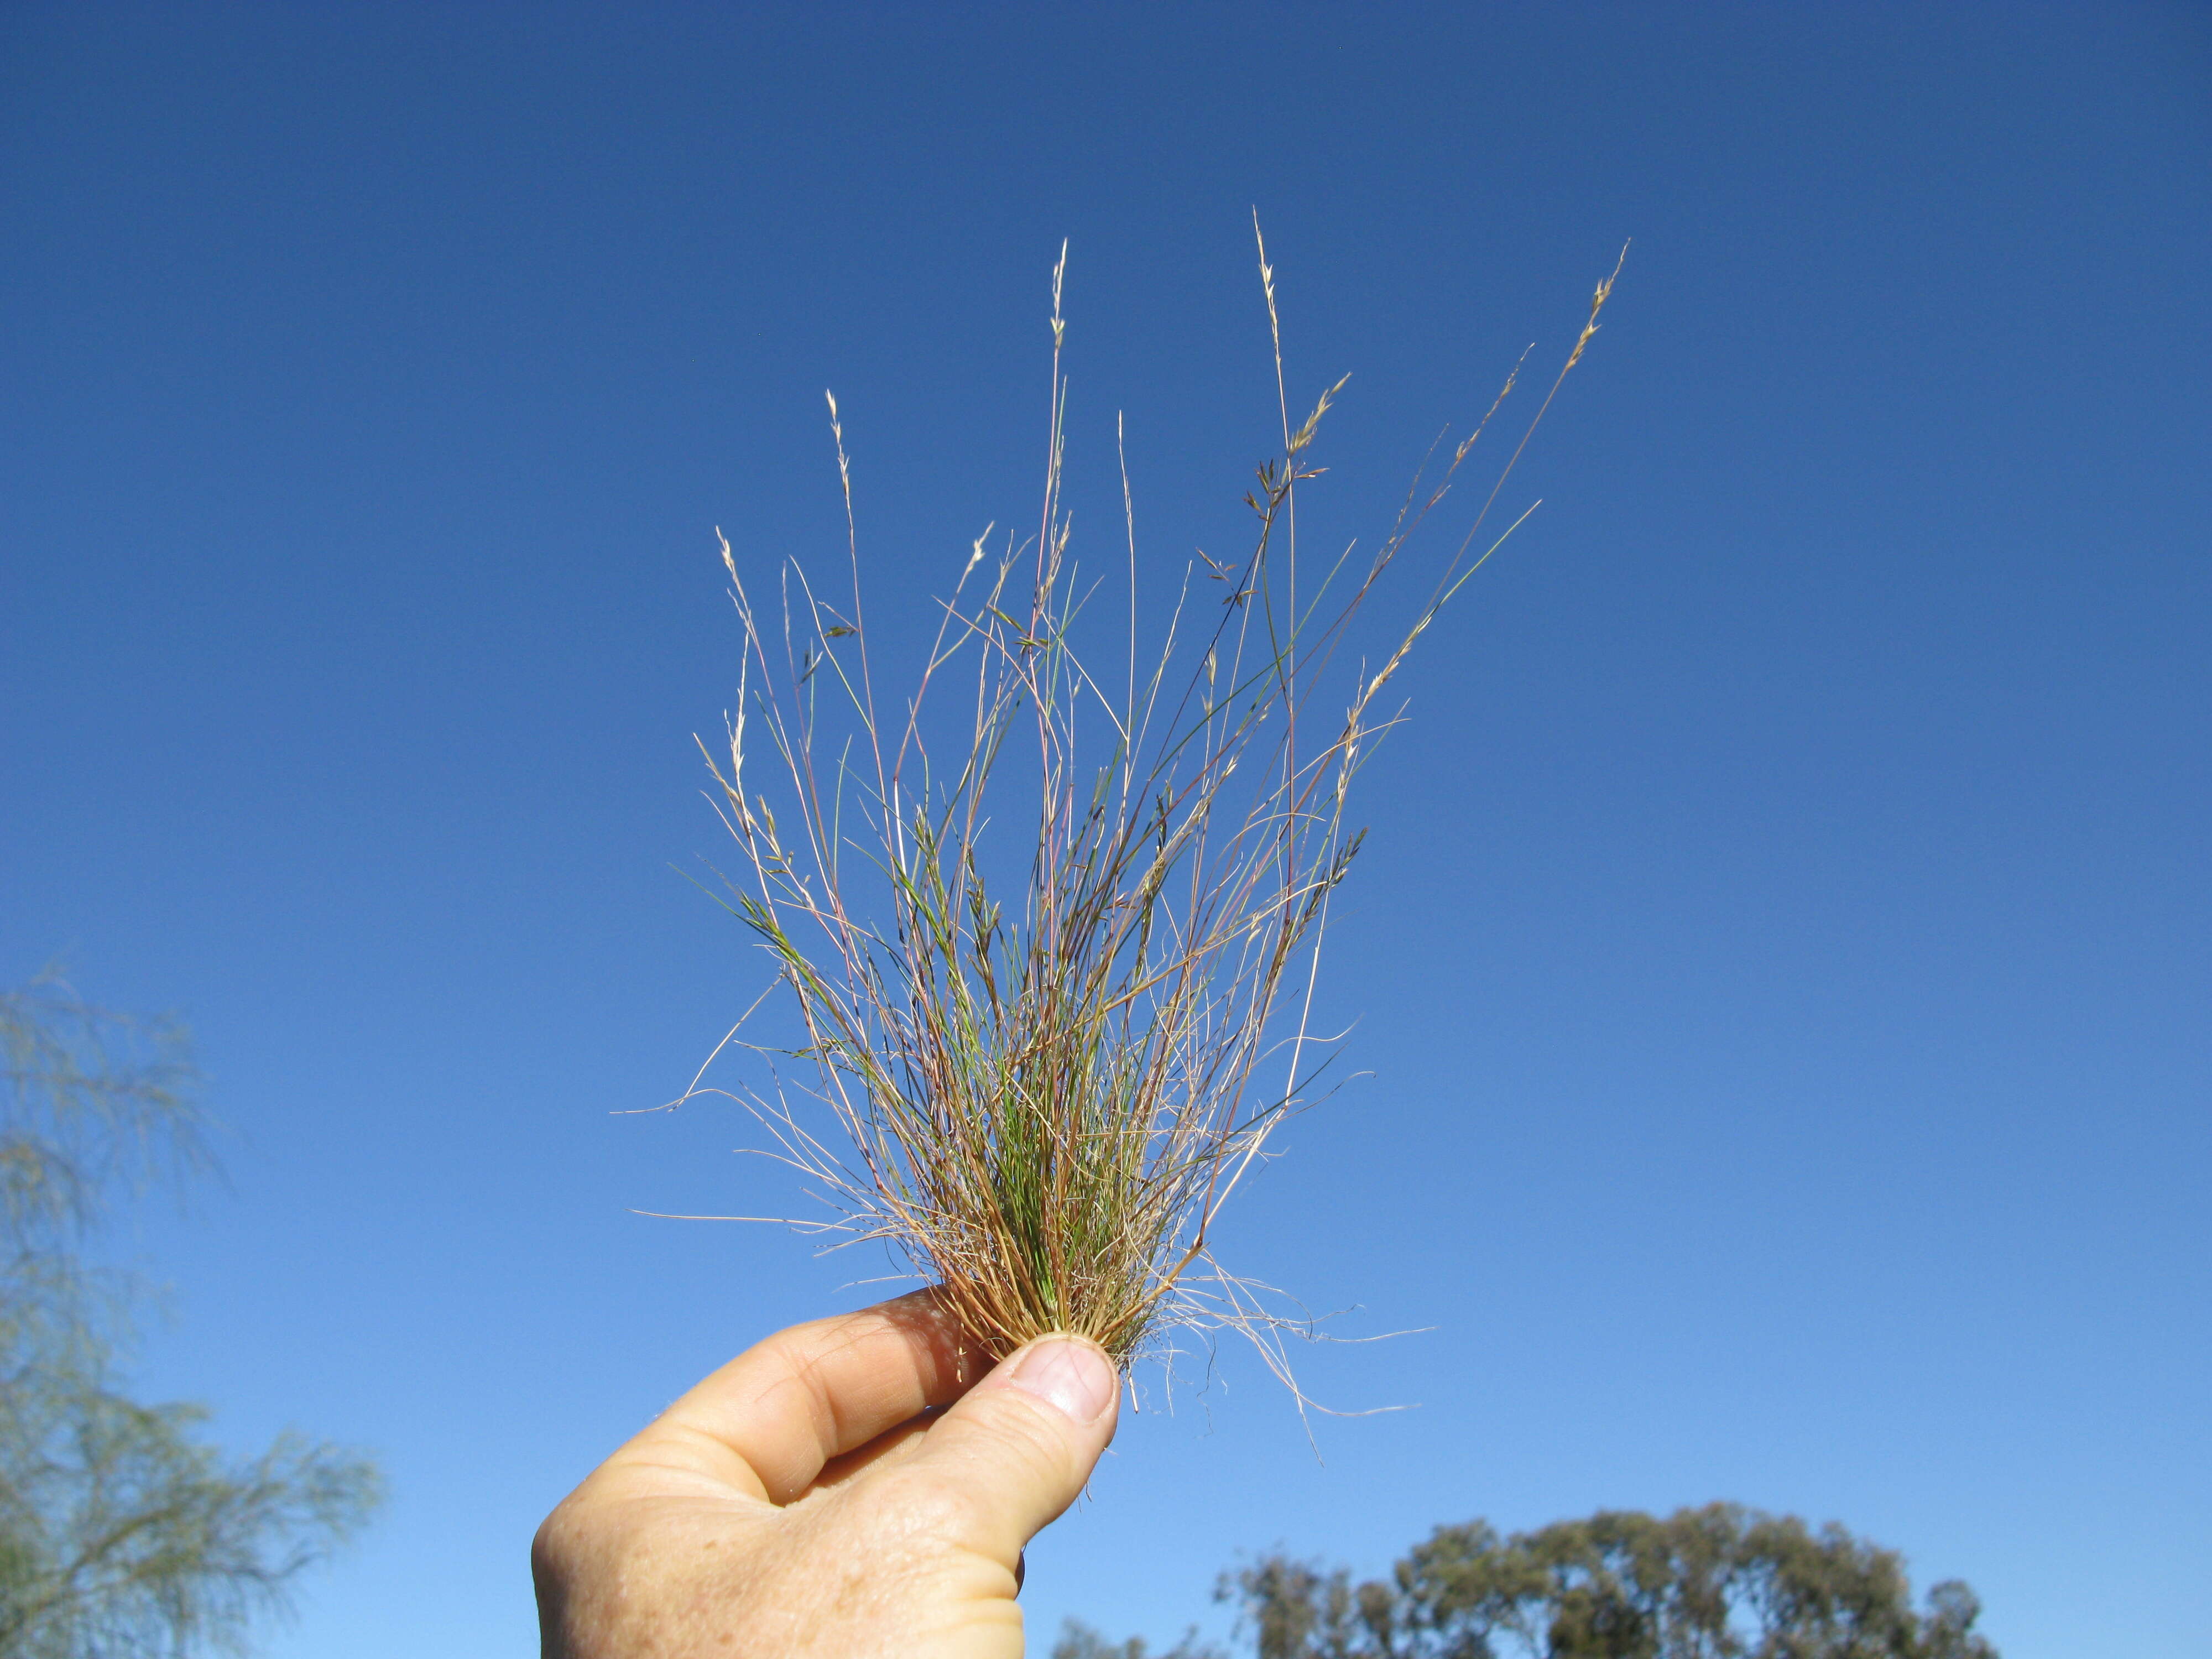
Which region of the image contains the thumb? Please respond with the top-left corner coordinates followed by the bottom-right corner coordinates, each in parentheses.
top-left (895, 1334), bottom-right (1120, 1567)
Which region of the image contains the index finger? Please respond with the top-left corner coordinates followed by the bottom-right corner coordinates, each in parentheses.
top-left (619, 1288), bottom-right (986, 1505)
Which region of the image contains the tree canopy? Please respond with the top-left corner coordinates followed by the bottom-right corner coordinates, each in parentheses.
top-left (1058, 1502), bottom-right (1996, 1659)
top-left (0, 971), bottom-right (383, 1657)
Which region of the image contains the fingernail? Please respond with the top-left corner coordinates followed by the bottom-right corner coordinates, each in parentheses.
top-left (1005, 1337), bottom-right (1116, 1425)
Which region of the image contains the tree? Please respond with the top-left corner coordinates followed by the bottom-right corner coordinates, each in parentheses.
top-left (1218, 1505), bottom-right (1996, 1659)
top-left (1052, 1618), bottom-right (1227, 1659)
top-left (0, 971), bottom-right (383, 1656)
top-left (1071, 1504), bottom-right (1996, 1659)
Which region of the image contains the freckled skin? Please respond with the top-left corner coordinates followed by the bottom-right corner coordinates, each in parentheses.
top-left (533, 1293), bottom-right (1117, 1659)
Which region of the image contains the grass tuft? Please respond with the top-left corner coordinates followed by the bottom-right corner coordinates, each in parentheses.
top-left (671, 225), bottom-right (1623, 1383)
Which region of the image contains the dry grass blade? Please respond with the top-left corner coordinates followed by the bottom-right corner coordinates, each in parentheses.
top-left (672, 228), bottom-right (1624, 1383)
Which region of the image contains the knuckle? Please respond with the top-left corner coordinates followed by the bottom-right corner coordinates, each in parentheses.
top-left (531, 1494), bottom-right (591, 1578)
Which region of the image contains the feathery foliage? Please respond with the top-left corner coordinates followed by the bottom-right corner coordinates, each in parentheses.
top-left (0, 1296), bottom-right (382, 1659)
top-left (1, 971), bottom-right (210, 1258)
top-left (0, 971), bottom-right (382, 1656)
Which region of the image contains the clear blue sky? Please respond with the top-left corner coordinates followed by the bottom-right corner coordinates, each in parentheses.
top-left (3, 4), bottom-right (2206, 1655)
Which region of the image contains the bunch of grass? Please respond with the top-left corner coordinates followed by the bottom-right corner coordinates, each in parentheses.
top-left (679, 224), bottom-right (1620, 1376)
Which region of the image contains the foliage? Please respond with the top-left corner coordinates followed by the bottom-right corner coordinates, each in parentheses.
top-left (1201, 1504), bottom-right (1996, 1659)
top-left (0, 1290), bottom-right (382, 1658)
top-left (0, 971), bottom-right (383, 1656)
top-left (1053, 1618), bottom-right (1227, 1659)
top-left (678, 228), bottom-right (1623, 1373)
top-left (1053, 1628), bottom-right (1230, 1659)
top-left (0, 973), bottom-right (210, 1258)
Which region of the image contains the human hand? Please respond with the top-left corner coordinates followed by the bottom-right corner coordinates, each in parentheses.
top-left (532, 1291), bottom-right (1121, 1657)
